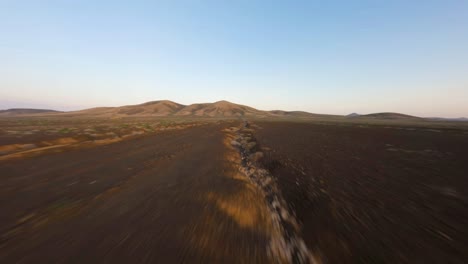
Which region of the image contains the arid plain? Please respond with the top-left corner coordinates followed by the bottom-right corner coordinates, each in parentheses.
top-left (1, 101), bottom-right (467, 263)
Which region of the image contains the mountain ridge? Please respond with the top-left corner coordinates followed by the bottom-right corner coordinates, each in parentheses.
top-left (66, 100), bottom-right (270, 117)
top-left (1, 100), bottom-right (326, 118)
top-left (0, 108), bottom-right (62, 116)
top-left (2, 101), bottom-right (466, 120)
top-left (347, 112), bottom-right (421, 120)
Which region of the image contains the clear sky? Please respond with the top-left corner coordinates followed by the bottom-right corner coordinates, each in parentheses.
top-left (1, 1), bottom-right (467, 117)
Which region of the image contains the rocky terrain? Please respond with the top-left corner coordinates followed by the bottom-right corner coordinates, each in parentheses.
top-left (1, 114), bottom-right (467, 263)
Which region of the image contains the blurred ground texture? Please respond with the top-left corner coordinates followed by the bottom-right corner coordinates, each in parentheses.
top-left (1, 119), bottom-right (467, 263)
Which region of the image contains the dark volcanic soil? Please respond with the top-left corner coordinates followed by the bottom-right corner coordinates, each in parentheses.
top-left (254, 121), bottom-right (468, 263)
top-left (2, 119), bottom-right (468, 264)
top-left (0, 122), bottom-right (271, 263)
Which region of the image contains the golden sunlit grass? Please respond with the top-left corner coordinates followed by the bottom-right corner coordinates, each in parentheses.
top-left (0, 120), bottom-right (205, 161)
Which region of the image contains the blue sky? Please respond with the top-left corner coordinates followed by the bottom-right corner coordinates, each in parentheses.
top-left (1, 0), bottom-right (467, 117)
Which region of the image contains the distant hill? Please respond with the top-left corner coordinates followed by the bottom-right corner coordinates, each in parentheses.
top-left (75, 100), bottom-right (186, 116)
top-left (4, 103), bottom-right (451, 121)
top-left (68, 100), bottom-right (264, 117)
top-left (174, 100), bottom-right (262, 117)
top-left (427, 117), bottom-right (468, 122)
top-left (0, 108), bottom-right (61, 116)
top-left (54, 100), bottom-right (321, 118)
top-left (351, 112), bottom-right (421, 120)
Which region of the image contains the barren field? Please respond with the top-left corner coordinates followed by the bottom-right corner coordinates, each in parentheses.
top-left (255, 121), bottom-right (468, 263)
top-left (1, 117), bottom-right (467, 263)
top-left (0, 119), bottom-right (273, 263)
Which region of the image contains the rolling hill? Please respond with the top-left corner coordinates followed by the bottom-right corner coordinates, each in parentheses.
top-left (0, 108), bottom-right (61, 116)
top-left (174, 100), bottom-right (263, 117)
top-left (66, 100), bottom-right (269, 118)
top-left (347, 112), bottom-right (421, 120)
top-left (53, 100), bottom-right (320, 118)
top-left (4, 102), bottom-right (455, 121)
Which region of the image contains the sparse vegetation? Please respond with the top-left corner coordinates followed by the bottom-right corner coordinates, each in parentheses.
top-left (0, 114), bottom-right (467, 264)
top-left (59, 128), bottom-right (70, 133)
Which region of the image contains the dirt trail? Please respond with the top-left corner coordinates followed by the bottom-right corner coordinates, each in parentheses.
top-left (0, 122), bottom-right (277, 263)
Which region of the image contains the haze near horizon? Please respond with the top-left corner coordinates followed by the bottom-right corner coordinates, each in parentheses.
top-left (1, 1), bottom-right (467, 117)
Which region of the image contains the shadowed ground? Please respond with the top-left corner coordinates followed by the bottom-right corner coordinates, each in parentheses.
top-left (0, 122), bottom-right (271, 263)
top-left (2, 119), bottom-right (468, 263)
top-left (255, 121), bottom-right (468, 263)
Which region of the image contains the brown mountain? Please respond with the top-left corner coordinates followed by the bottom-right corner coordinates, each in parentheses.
top-left (0, 102), bottom-right (429, 120)
top-left (117, 100), bottom-right (185, 116)
top-left (66, 100), bottom-right (185, 117)
top-left (3, 100), bottom-right (321, 118)
top-left (0, 108), bottom-right (61, 116)
top-left (61, 100), bottom-right (281, 118)
top-left (359, 112), bottom-right (421, 120)
top-left (175, 100), bottom-right (264, 117)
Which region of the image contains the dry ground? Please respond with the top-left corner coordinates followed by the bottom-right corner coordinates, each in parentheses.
top-left (255, 121), bottom-right (468, 263)
top-left (0, 120), bottom-right (272, 263)
top-left (1, 117), bottom-right (467, 263)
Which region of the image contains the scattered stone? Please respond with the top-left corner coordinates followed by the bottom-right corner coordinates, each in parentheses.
top-left (232, 123), bottom-right (316, 263)
top-left (231, 140), bottom-right (241, 147)
top-left (245, 142), bottom-right (257, 151)
top-left (250, 151), bottom-right (264, 162)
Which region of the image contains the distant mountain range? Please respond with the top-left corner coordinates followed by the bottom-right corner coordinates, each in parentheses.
top-left (426, 117), bottom-right (468, 122)
top-left (0, 101), bottom-right (466, 121)
top-left (0, 108), bottom-right (62, 116)
top-left (346, 112), bottom-right (467, 121)
top-left (0, 100), bottom-right (325, 118)
top-left (346, 112), bottom-right (421, 120)
top-left (66, 100), bottom-right (324, 118)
